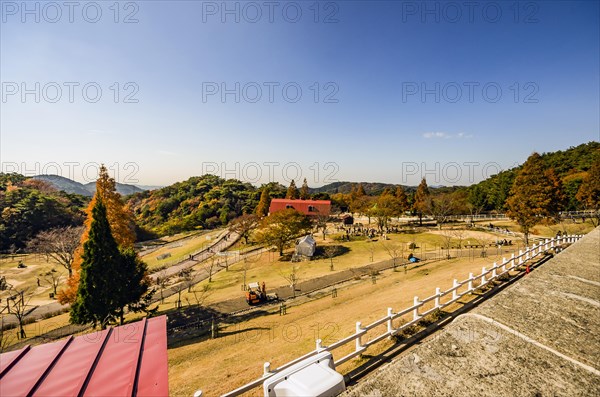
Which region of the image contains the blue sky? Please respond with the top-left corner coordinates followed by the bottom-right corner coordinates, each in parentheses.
top-left (1, 0), bottom-right (598, 187)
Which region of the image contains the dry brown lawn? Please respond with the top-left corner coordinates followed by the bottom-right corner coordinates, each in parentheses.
top-left (167, 253), bottom-right (506, 397)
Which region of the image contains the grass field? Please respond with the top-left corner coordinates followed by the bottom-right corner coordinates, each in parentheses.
top-left (0, 254), bottom-right (66, 306)
top-left (2, 220), bottom-right (593, 383)
top-left (156, 227), bottom-right (523, 310)
top-left (141, 228), bottom-right (225, 270)
top-left (167, 252), bottom-right (503, 396)
top-left (476, 219), bottom-right (596, 238)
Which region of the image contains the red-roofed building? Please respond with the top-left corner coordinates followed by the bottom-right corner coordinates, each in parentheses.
top-left (0, 316), bottom-right (168, 397)
top-left (269, 199), bottom-right (331, 216)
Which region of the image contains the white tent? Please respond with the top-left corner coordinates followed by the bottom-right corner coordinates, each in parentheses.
top-left (295, 235), bottom-right (316, 258)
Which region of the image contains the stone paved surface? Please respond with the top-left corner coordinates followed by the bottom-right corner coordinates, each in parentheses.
top-left (343, 228), bottom-right (600, 397)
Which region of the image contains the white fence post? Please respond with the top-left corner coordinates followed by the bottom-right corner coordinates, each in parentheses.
top-left (316, 339), bottom-right (323, 352)
top-left (468, 273), bottom-right (473, 292)
top-left (355, 322), bottom-right (363, 352)
top-left (263, 362), bottom-right (271, 377)
top-left (481, 267), bottom-right (487, 286)
top-left (452, 280), bottom-right (458, 300)
top-left (519, 250), bottom-right (524, 265)
top-left (435, 287), bottom-right (441, 308)
top-left (387, 308), bottom-right (393, 334)
top-left (492, 262), bottom-right (498, 279)
top-left (413, 296), bottom-right (420, 321)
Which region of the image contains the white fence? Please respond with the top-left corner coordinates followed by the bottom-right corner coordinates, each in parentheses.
top-left (219, 234), bottom-right (584, 397)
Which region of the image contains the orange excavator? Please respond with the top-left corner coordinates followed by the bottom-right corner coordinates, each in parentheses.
top-left (245, 282), bottom-right (277, 305)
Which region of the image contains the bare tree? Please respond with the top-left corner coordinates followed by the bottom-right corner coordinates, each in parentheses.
top-left (314, 215), bottom-right (329, 240)
top-left (0, 316), bottom-right (15, 352)
top-left (27, 226), bottom-right (84, 277)
top-left (155, 271), bottom-right (171, 304)
top-left (381, 241), bottom-right (402, 270)
top-left (204, 258), bottom-right (217, 283)
top-left (40, 269), bottom-right (63, 296)
top-left (429, 195), bottom-right (454, 229)
top-left (229, 214), bottom-right (258, 245)
top-left (186, 284), bottom-right (212, 308)
top-left (240, 254), bottom-right (254, 290)
top-left (440, 229), bottom-right (454, 259)
top-left (178, 268), bottom-right (194, 292)
top-left (451, 229), bottom-right (467, 250)
top-left (6, 288), bottom-right (32, 339)
top-left (279, 264), bottom-right (300, 298)
top-left (365, 241), bottom-right (376, 262)
top-left (323, 245), bottom-right (340, 271)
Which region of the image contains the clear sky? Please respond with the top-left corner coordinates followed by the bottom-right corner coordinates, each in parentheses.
top-left (1, 0), bottom-right (598, 187)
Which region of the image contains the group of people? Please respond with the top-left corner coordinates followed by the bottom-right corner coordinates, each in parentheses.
top-left (335, 224), bottom-right (403, 240)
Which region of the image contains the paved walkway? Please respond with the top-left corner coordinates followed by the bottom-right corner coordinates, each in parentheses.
top-left (1, 230), bottom-right (240, 327)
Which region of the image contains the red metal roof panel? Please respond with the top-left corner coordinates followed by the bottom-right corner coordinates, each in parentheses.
top-left (32, 329), bottom-right (111, 397)
top-left (136, 317), bottom-right (169, 397)
top-left (0, 316), bottom-right (168, 397)
top-left (82, 319), bottom-right (146, 397)
top-left (0, 346), bottom-right (29, 377)
top-left (0, 337), bottom-right (70, 397)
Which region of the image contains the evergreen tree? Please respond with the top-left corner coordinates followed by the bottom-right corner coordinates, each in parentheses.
top-left (255, 188), bottom-right (271, 217)
top-left (286, 179), bottom-right (299, 199)
top-left (70, 198), bottom-right (150, 328)
top-left (506, 153), bottom-right (555, 245)
top-left (300, 178), bottom-right (310, 200)
top-left (413, 178), bottom-right (430, 226)
top-left (70, 198), bottom-right (122, 328)
top-left (59, 165), bottom-right (136, 304)
top-left (115, 248), bottom-right (151, 325)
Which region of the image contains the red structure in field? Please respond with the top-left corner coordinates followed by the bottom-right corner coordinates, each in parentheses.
top-left (0, 316), bottom-right (169, 397)
top-left (269, 199), bottom-right (331, 216)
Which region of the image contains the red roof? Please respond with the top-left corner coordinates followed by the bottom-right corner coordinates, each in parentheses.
top-left (0, 316), bottom-right (169, 397)
top-left (269, 199), bottom-right (331, 216)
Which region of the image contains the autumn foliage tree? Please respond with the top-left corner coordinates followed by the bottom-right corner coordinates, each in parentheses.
top-left (576, 156), bottom-right (600, 225)
top-left (255, 188), bottom-right (271, 217)
top-left (413, 178), bottom-right (430, 226)
top-left (58, 165), bottom-right (136, 304)
top-left (370, 190), bottom-right (401, 231)
top-left (506, 153), bottom-right (561, 245)
top-left (349, 183), bottom-right (370, 216)
top-left (395, 185), bottom-right (409, 215)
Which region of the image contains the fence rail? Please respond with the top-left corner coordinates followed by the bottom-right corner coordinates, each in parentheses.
top-left (219, 234), bottom-right (584, 397)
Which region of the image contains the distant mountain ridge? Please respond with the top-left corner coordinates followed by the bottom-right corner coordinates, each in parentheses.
top-left (310, 181), bottom-right (417, 195)
top-left (33, 174), bottom-right (147, 197)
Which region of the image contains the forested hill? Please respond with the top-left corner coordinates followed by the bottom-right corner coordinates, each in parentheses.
top-left (311, 182), bottom-right (414, 195)
top-left (0, 173), bottom-right (88, 251)
top-left (126, 176), bottom-right (286, 236)
top-left (1, 142), bottom-right (597, 249)
top-left (468, 141), bottom-right (599, 212)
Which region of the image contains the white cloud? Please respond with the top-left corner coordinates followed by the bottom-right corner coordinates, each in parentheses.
top-left (423, 132), bottom-right (449, 139)
top-left (422, 132), bottom-right (473, 139)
